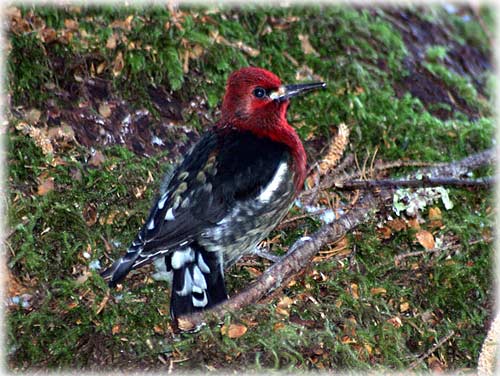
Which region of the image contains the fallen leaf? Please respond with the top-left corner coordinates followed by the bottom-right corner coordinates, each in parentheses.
top-left (6, 268), bottom-right (28, 297)
top-left (97, 61), bottom-right (107, 75)
top-left (276, 306), bottom-right (290, 316)
top-left (222, 324), bottom-right (247, 338)
top-left (189, 44), bottom-right (204, 59)
top-left (428, 356), bottom-right (445, 372)
top-left (176, 318), bottom-right (196, 332)
top-left (273, 322), bottom-right (285, 331)
top-left (112, 324), bottom-right (121, 334)
top-left (182, 49), bottom-right (190, 73)
top-left (89, 150), bottom-right (106, 167)
top-left (350, 283), bottom-right (359, 299)
top-left (428, 207), bottom-right (444, 229)
top-left (386, 316), bottom-right (403, 328)
top-left (370, 287), bottom-right (387, 296)
top-left (64, 19), bottom-right (79, 31)
top-left (244, 266), bottom-right (262, 277)
top-left (276, 295), bottom-right (294, 316)
top-left (98, 102), bottom-right (112, 118)
top-left (298, 34), bottom-right (319, 56)
top-left (407, 217), bottom-right (421, 230)
top-left (47, 124), bottom-right (75, 142)
top-left (100, 210), bottom-right (120, 225)
top-left (40, 27), bottom-right (57, 43)
top-left (153, 324), bottom-right (165, 334)
top-left (113, 51), bottom-right (124, 77)
top-left (111, 15), bottom-right (134, 30)
top-left (37, 176), bottom-right (54, 195)
top-left (377, 226), bottom-right (392, 240)
top-left (400, 302), bottom-right (410, 312)
top-left (83, 204), bottom-right (98, 226)
top-left (387, 218), bottom-right (407, 232)
top-left (133, 185), bottom-right (147, 199)
top-left (278, 296), bottom-right (293, 308)
top-left (416, 230), bottom-right (435, 250)
top-left (428, 207), bottom-right (442, 220)
top-left (106, 33), bottom-right (117, 49)
top-left (59, 30), bottom-right (73, 44)
top-left (95, 294), bottom-right (110, 315)
top-left (341, 335), bottom-right (356, 344)
top-left (364, 343), bottom-right (373, 355)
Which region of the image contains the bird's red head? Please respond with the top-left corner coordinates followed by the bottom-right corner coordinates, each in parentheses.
top-left (221, 67), bottom-right (285, 126)
top-left (218, 67), bottom-right (325, 190)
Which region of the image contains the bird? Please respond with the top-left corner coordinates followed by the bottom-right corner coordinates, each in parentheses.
top-left (100, 67), bottom-right (326, 320)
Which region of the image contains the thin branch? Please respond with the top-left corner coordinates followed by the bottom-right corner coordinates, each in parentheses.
top-left (174, 190), bottom-right (388, 332)
top-left (336, 177), bottom-right (494, 190)
top-left (314, 159), bottom-right (449, 195)
top-left (394, 236), bottom-right (493, 265)
top-left (408, 330), bottom-right (455, 370)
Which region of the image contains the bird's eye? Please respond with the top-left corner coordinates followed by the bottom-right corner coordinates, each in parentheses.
top-left (253, 87), bottom-right (267, 99)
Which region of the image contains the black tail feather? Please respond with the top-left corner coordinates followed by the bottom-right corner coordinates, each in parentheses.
top-left (169, 246), bottom-right (228, 318)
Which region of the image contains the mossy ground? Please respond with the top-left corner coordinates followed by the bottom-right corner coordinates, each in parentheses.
top-left (5, 4), bottom-right (494, 372)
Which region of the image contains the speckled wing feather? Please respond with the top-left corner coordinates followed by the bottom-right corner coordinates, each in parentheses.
top-left (101, 128), bottom-right (292, 287)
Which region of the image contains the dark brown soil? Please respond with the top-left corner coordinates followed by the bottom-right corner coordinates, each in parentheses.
top-left (388, 8), bottom-right (491, 120)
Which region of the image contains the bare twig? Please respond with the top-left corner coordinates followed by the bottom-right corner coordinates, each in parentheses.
top-left (175, 190), bottom-right (388, 332)
top-left (332, 153), bottom-right (355, 175)
top-left (174, 149), bottom-right (495, 332)
top-left (395, 236), bottom-right (493, 265)
top-left (409, 330), bottom-right (455, 370)
top-left (336, 177), bottom-right (494, 190)
top-left (276, 209), bottom-right (328, 229)
top-left (318, 159), bottom-right (448, 194)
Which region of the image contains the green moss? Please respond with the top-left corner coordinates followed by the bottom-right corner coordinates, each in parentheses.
top-left (6, 4), bottom-right (493, 371)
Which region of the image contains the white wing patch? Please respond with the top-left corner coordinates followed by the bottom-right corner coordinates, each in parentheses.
top-left (165, 208), bottom-right (175, 221)
top-left (258, 161), bottom-right (288, 203)
top-left (157, 192), bottom-right (169, 210)
top-left (192, 265), bottom-right (207, 290)
top-left (147, 218), bottom-right (155, 230)
top-left (197, 253), bottom-right (210, 273)
top-left (171, 248), bottom-right (195, 269)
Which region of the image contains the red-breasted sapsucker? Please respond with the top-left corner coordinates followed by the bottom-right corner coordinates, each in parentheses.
top-left (101, 67), bottom-right (325, 319)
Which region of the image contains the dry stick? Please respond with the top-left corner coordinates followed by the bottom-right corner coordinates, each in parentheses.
top-left (316, 159), bottom-right (448, 194)
top-left (336, 176), bottom-right (494, 190)
top-left (395, 236), bottom-right (493, 264)
top-left (176, 190), bottom-right (384, 332)
top-left (175, 148), bottom-right (495, 332)
top-left (408, 330), bottom-right (456, 370)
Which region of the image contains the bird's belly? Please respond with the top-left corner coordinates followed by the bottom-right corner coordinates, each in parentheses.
top-left (199, 182), bottom-right (295, 267)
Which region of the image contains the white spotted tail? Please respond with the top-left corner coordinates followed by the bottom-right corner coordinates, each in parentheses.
top-left (168, 245), bottom-right (228, 318)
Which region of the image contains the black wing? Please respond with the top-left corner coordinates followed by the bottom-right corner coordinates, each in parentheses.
top-left (101, 128), bottom-right (290, 285)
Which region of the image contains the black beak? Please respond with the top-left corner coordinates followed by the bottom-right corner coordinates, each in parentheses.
top-left (270, 82), bottom-right (326, 102)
